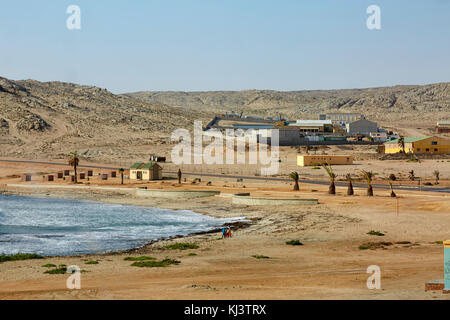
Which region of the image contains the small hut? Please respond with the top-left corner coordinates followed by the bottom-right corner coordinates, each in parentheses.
top-left (130, 162), bottom-right (163, 181)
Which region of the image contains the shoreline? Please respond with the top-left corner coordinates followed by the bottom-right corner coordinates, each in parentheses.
top-left (0, 188), bottom-right (254, 259)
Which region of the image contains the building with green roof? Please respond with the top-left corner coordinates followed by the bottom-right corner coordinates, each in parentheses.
top-left (384, 136), bottom-right (450, 154)
top-left (130, 162), bottom-right (162, 181)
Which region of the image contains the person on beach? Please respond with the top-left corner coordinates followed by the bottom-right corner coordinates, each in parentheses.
top-left (222, 227), bottom-right (227, 238)
top-left (227, 226), bottom-right (231, 238)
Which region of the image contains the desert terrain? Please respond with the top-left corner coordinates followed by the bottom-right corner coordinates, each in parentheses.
top-left (0, 160), bottom-right (449, 300)
top-left (1, 76), bottom-right (450, 300)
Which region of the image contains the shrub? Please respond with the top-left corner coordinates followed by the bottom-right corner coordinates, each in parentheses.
top-left (286, 240), bottom-right (303, 246)
top-left (252, 255), bottom-right (270, 259)
top-left (44, 265), bottom-right (68, 274)
top-left (367, 230), bottom-right (385, 236)
top-left (85, 261), bottom-right (99, 265)
top-left (359, 245), bottom-right (369, 250)
top-left (311, 166), bottom-right (321, 170)
top-left (131, 259), bottom-right (181, 268)
top-left (165, 243), bottom-right (199, 250)
top-left (41, 263), bottom-right (57, 268)
top-left (124, 256), bottom-right (155, 261)
top-left (0, 253), bottom-right (44, 263)
top-left (187, 253), bottom-right (197, 256)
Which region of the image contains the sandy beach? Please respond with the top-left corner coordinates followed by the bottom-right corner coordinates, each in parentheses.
top-left (1, 160), bottom-right (449, 300)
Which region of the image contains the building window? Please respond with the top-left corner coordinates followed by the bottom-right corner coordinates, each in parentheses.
top-left (426, 148), bottom-right (430, 152)
top-left (417, 148), bottom-right (421, 152)
top-left (431, 141), bottom-right (438, 145)
top-left (434, 148), bottom-right (438, 152)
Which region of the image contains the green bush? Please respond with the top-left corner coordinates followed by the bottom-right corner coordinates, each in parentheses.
top-left (367, 230), bottom-right (385, 236)
top-left (85, 261), bottom-right (99, 265)
top-left (41, 263), bottom-right (57, 268)
top-left (165, 243), bottom-right (199, 250)
top-left (359, 245), bottom-right (369, 250)
top-left (44, 265), bottom-right (68, 274)
top-left (124, 256), bottom-right (155, 261)
top-left (0, 253), bottom-right (44, 263)
top-left (131, 259), bottom-right (181, 268)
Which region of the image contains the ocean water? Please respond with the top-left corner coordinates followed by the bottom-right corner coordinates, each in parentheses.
top-left (0, 195), bottom-right (243, 256)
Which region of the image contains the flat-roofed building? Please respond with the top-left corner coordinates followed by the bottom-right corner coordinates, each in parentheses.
top-left (297, 155), bottom-right (353, 167)
top-left (320, 113), bottom-right (365, 123)
top-left (436, 121), bottom-right (450, 133)
top-left (346, 119), bottom-right (378, 136)
top-left (289, 120), bottom-right (334, 133)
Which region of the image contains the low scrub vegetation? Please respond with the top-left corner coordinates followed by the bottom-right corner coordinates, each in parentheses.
top-left (131, 258), bottom-right (181, 268)
top-left (367, 230), bottom-right (385, 236)
top-left (84, 261), bottom-right (99, 265)
top-left (165, 243), bottom-right (199, 250)
top-left (286, 240), bottom-right (303, 246)
top-left (0, 253), bottom-right (44, 263)
top-left (124, 256), bottom-right (155, 261)
top-left (41, 263), bottom-right (57, 268)
top-left (44, 264), bottom-right (67, 274)
top-left (252, 255), bottom-right (270, 259)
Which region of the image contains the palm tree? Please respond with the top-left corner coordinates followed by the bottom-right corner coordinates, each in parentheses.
top-left (322, 163), bottom-right (336, 195)
top-left (289, 172), bottom-right (300, 191)
top-left (398, 136), bottom-right (405, 153)
top-left (433, 170), bottom-right (440, 185)
top-left (345, 173), bottom-right (354, 196)
top-left (361, 170), bottom-right (376, 196)
top-left (177, 169), bottom-right (182, 184)
top-left (68, 151), bottom-right (79, 183)
top-left (118, 168), bottom-right (125, 185)
top-left (388, 174), bottom-right (396, 198)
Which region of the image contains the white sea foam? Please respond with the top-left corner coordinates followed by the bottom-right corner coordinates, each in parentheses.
top-left (0, 195), bottom-right (245, 256)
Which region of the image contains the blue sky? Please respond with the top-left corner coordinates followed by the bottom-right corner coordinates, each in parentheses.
top-left (0, 0), bottom-right (449, 93)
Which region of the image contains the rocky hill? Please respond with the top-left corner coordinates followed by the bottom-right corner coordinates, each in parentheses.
top-left (0, 77), bottom-right (206, 161)
top-left (127, 83), bottom-right (450, 123)
top-left (1, 75), bottom-right (449, 161)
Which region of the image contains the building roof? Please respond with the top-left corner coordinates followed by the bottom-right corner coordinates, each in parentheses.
top-left (290, 120), bottom-right (332, 126)
top-left (384, 136), bottom-right (432, 144)
top-left (130, 162), bottom-right (160, 169)
top-left (142, 162), bottom-right (158, 169)
top-left (130, 162), bottom-right (144, 169)
top-left (437, 120), bottom-right (450, 126)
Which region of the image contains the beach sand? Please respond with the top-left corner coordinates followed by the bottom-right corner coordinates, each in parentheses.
top-left (0, 159), bottom-right (450, 300)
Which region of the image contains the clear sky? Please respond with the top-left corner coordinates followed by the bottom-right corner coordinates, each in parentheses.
top-left (0, 0), bottom-right (449, 93)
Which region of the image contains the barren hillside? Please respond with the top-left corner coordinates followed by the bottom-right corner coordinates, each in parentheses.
top-left (127, 83), bottom-right (450, 124)
top-left (0, 77), bottom-right (208, 161)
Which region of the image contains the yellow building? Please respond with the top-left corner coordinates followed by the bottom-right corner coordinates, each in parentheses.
top-left (297, 155), bottom-right (353, 167)
top-left (384, 136), bottom-right (450, 154)
top-left (130, 162), bottom-right (163, 181)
